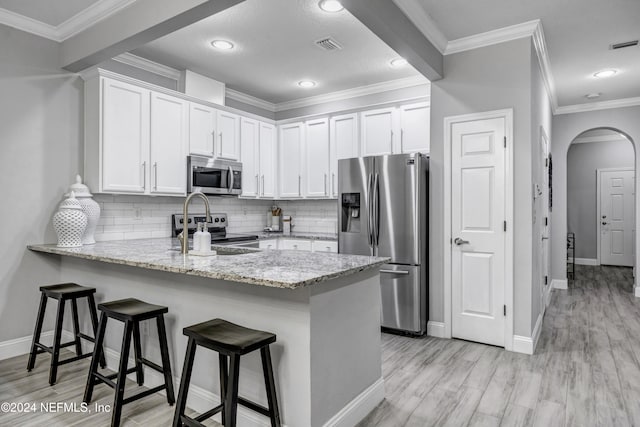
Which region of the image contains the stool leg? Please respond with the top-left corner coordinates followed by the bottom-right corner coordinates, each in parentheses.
top-left (49, 298), bottom-right (66, 385)
top-left (87, 294), bottom-right (106, 368)
top-left (156, 314), bottom-right (175, 405)
top-left (261, 346), bottom-right (281, 427)
top-left (172, 337), bottom-right (197, 427)
top-left (132, 322), bottom-right (145, 386)
top-left (219, 354), bottom-right (228, 426)
top-left (112, 320), bottom-right (133, 427)
top-left (84, 312), bottom-right (107, 403)
top-left (27, 293), bottom-right (47, 372)
top-left (225, 354), bottom-right (241, 427)
top-left (71, 298), bottom-right (83, 357)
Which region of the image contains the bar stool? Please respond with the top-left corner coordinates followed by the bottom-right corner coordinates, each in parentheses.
top-left (27, 283), bottom-right (105, 385)
top-left (172, 319), bottom-right (281, 427)
top-left (83, 298), bottom-right (176, 427)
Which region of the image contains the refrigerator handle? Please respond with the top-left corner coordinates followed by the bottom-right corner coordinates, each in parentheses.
top-left (367, 173), bottom-right (373, 248)
top-left (374, 173), bottom-right (380, 246)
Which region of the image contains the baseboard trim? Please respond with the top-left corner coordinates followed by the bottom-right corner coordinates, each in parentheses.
top-left (635, 286), bottom-right (640, 298)
top-left (0, 331), bottom-right (57, 361)
top-left (544, 284), bottom-right (553, 307)
top-left (552, 279), bottom-right (568, 290)
top-left (512, 312), bottom-right (543, 355)
top-left (322, 377), bottom-right (385, 427)
top-left (575, 258), bottom-right (598, 266)
top-left (427, 321), bottom-right (446, 338)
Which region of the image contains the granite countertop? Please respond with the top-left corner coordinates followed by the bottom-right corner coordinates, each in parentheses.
top-left (254, 231), bottom-right (337, 241)
top-left (28, 238), bottom-right (387, 289)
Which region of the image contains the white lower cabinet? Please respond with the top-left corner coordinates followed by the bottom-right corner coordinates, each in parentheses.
top-left (311, 240), bottom-right (338, 253)
top-left (259, 239), bottom-right (279, 249)
top-left (279, 239), bottom-right (313, 251)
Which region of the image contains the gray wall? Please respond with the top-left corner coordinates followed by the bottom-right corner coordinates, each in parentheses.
top-left (0, 24), bottom-right (84, 341)
top-left (551, 106), bottom-right (640, 284)
top-left (567, 139), bottom-right (634, 259)
top-left (430, 38), bottom-right (535, 336)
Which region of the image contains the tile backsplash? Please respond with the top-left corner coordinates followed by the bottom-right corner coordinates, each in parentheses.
top-left (93, 195), bottom-right (338, 242)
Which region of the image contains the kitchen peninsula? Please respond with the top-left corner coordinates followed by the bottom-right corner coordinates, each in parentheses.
top-left (28, 238), bottom-right (389, 427)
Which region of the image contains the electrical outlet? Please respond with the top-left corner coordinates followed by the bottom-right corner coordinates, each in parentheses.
top-left (135, 207), bottom-right (142, 218)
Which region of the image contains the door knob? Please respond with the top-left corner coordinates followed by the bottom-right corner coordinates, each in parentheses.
top-left (602, 221), bottom-right (608, 225)
top-left (454, 237), bottom-right (469, 246)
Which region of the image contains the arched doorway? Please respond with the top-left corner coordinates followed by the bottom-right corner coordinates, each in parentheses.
top-left (566, 127), bottom-right (636, 284)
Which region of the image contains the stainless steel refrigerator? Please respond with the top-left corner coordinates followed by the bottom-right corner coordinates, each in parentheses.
top-left (338, 153), bottom-right (428, 335)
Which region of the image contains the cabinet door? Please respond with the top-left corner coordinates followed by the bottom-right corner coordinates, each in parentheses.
top-left (279, 239), bottom-right (312, 251)
top-left (400, 102), bottom-right (430, 154)
top-left (305, 118), bottom-right (330, 198)
top-left (259, 122), bottom-right (277, 198)
top-left (240, 117), bottom-right (259, 197)
top-left (278, 123), bottom-right (304, 198)
top-left (360, 107), bottom-right (396, 156)
top-left (189, 103), bottom-right (215, 156)
top-left (312, 240), bottom-right (338, 253)
top-left (150, 92), bottom-right (188, 195)
top-left (101, 78), bottom-right (150, 193)
top-left (216, 110), bottom-right (240, 160)
top-left (259, 239), bottom-right (278, 249)
top-left (329, 113), bottom-right (358, 198)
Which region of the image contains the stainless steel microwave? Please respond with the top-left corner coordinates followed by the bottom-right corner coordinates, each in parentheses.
top-left (187, 155), bottom-right (242, 196)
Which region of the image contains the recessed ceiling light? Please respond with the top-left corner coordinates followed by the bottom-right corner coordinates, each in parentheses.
top-left (298, 80), bottom-right (317, 88)
top-left (593, 69), bottom-right (617, 78)
top-left (211, 40), bottom-right (234, 50)
top-left (585, 93), bottom-right (601, 99)
top-left (390, 58), bottom-right (408, 68)
top-left (319, 0), bottom-right (344, 12)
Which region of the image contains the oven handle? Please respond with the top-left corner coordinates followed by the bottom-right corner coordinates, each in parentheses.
top-left (228, 166), bottom-right (234, 193)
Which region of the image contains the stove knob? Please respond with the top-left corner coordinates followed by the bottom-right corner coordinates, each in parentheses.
top-left (214, 218), bottom-right (220, 223)
top-left (221, 218), bottom-right (226, 223)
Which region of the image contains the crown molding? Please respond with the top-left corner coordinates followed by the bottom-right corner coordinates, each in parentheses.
top-left (226, 89), bottom-right (277, 112)
top-left (531, 21), bottom-right (559, 112)
top-left (444, 19), bottom-right (540, 55)
top-left (391, 0), bottom-right (447, 53)
top-left (0, 0), bottom-right (135, 42)
top-left (274, 76), bottom-right (430, 112)
top-left (112, 52), bottom-right (182, 80)
top-left (555, 96), bottom-right (640, 115)
top-left (572, 134), bottom-right (629, 144)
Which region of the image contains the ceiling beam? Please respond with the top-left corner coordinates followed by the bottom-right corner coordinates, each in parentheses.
top-left (340, 0), bottom-right (443, 81)
top-left (61, 0), bottom-right (245, 72)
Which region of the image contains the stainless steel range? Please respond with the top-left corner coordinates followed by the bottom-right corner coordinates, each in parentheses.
top-left (171, 213), bottom-right (258, 244)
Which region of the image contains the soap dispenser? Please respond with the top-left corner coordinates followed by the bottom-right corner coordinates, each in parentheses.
top-left (200, 223), bottom-right (211, 252)
top-left (194, 222), bottom-right (204, 252)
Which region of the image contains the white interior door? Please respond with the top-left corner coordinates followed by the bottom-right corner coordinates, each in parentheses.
top-left (600, 169), bottom-right (635, 266)
top-left (451, 117), bottom-right (506, 347)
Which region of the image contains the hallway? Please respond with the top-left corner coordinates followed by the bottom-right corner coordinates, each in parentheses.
top-left (360, 265), bottom-right (639, 426)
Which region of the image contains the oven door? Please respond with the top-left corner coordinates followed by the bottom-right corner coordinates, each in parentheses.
top-left (188, 156), bottom-right (242, 195)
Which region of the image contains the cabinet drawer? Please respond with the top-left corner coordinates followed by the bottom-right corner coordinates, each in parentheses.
top-left (312, 240), bottom-right (338, 253)
top-left (279, 239), bottom-right (312, 251)
top-left (259, 239), bottom-right (279, 249)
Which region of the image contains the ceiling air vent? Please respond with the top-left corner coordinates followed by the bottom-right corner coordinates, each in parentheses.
top-left (315, 37), bottom-right (343, 51)
top-left (610, 40), bottom-right (638, 50)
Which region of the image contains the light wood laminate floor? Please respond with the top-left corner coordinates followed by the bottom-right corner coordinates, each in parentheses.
top-left (1, 265), bottom-right (637, 426)
top-left (360, 265), bottom-right (637, 427)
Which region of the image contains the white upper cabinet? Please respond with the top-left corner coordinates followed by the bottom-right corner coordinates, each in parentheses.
top-left (188, 103), bottom-right (215, 157)
top-left (216, 110), bottom-right (240, 160)
top-left (240, 117), bottom-right (259, 197)
top-left (100, 78), bottom-right (150, 194)
top-left (360, 107), bottom-right (397, 156)
top-left (399, 102), bottom-right (430, 154)
top-left (259, 122), bottom-right (277, 198)
top-left (150, 92), bottom-right (188, 195)
top-left (304, 118), bottom-right (330, 198)
top-left (329, 113), bottom-right (358, 198)
top-left (279, 122), bottom-right (304, 198)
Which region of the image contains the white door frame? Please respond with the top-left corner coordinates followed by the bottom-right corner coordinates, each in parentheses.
top-left (596, 167), bottom-right (635, 266)
top-left (443, 109), bottom-right (514, 351)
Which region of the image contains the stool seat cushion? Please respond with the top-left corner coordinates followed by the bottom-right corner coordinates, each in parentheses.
top-left (184, 319), bottom-right (276, 355)
top-left (39, 283), bottom-right (96, 299)
top-left (98, 298), bottom-right (168, 321)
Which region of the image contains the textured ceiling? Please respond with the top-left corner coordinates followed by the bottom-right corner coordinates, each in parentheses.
top-left (132, 0), bottom-right (421, 104)
top-left (416, 0), bottom-right (640, 106)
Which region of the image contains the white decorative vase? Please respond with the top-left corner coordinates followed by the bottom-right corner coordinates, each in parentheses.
top-left (68, 175), bottom-right (100, 245)
top-left (53, 191), bottom-right (88, 248)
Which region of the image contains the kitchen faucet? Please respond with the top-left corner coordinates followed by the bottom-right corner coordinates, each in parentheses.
top-left (178, 192), bottom-right (211, 254)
